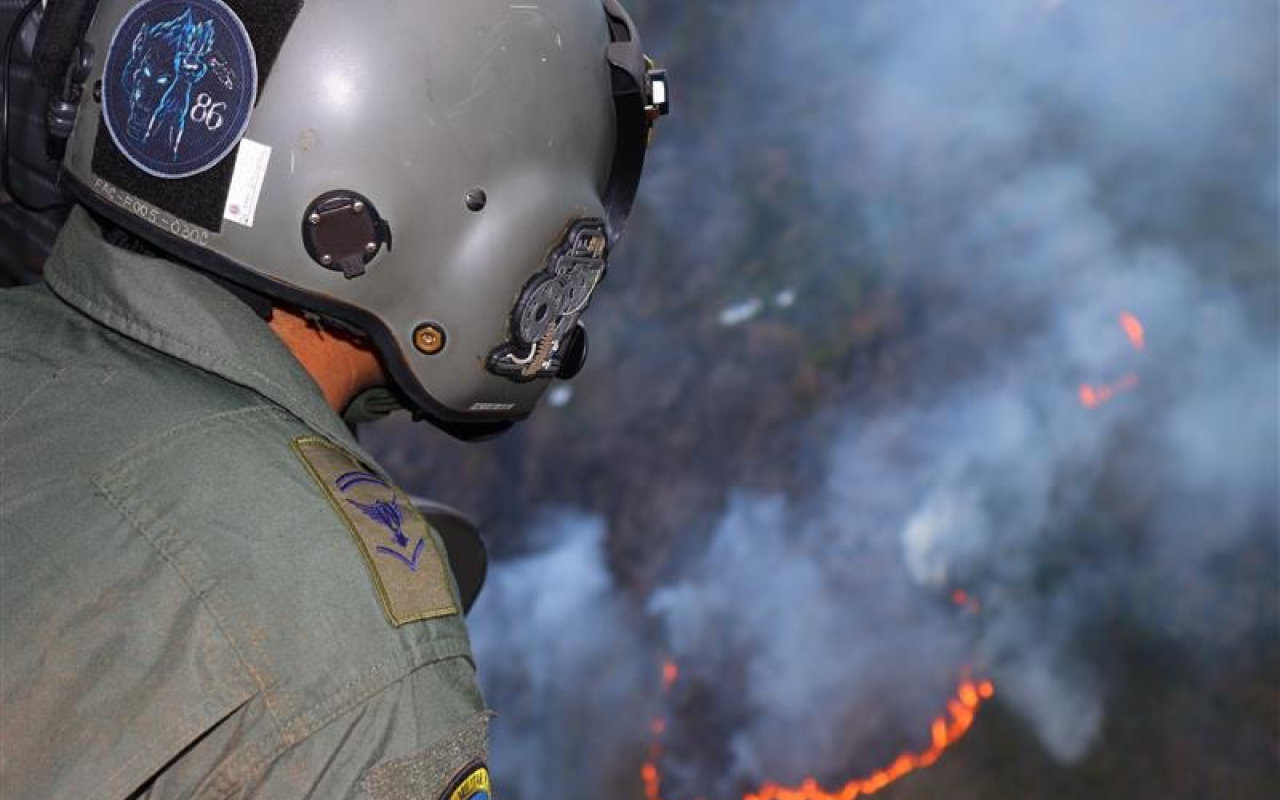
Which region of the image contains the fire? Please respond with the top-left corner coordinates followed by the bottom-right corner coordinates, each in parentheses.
top-left (663, 659), bottom-right (680, 689)
top-left (1119, 311), bottom-right (1145, 351)
top-left (1078, 311), bottom-right (1146, 409)
top-left (643, 660), bottom-right (681, 800)
top-left (950, 589), bottom-right (981, 613)
top-left (1078, 372), bottom-right (1140, 409)
top-left (643, 761), bottom-right (662, 800)
top-left (642, 660), bottom-right (996, 800)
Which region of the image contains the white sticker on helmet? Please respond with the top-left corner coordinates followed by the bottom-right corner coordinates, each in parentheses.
top-left (223, 137), bottom-right (272, 227)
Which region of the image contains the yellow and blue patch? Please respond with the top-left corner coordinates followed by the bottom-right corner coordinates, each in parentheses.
top-left (444, 764), bottom-right (491, 800)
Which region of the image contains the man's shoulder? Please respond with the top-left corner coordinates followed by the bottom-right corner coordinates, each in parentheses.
top-left (2, 394), bottom-right (475, 795)
top-left (99, 410), bottom-right (474, 741)
top-left (1, 281), bottom-right (278, 480)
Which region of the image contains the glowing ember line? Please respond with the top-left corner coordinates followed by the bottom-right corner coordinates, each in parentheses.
top-left (642, 660), bottom-right (996, 800)
top-left (643, 660), bottom-right (681, 800)
top-left (1078, 372), bottom-right (1140, 409)
top-left (742, 680), bottom-right (994, 800)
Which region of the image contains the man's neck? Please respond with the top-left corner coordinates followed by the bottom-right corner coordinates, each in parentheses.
top-left (267, 307), bottom-right (387, 413)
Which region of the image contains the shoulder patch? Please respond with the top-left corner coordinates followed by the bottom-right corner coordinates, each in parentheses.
top-left (291, 436), bottom-right (458, 626)
top-left (444, 764), bottom-right (492, 800)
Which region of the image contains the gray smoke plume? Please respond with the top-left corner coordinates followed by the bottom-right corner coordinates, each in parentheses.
top-left (465, 0), bottom-right (1277, 797)
top-left (469, 512), bottom-right (656, 799)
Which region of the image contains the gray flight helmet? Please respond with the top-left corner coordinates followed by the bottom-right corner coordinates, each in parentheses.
top-left (56, 0), bottom-right (668, 440)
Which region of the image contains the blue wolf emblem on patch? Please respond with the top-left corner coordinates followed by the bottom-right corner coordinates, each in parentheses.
top-left (102, 0), bottom-right (257, 179)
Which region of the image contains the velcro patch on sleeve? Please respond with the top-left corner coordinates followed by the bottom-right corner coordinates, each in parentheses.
top-left (291, 436), bottom-right (458, 626)
top-left (362, 712), bottom-right (493, 800)
top-left (444, 764), bottom-right (492, 800)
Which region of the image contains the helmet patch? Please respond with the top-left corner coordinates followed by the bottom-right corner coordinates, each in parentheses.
top-left (486, 220), bottom-right (609, 382)
top-left (102, 0), bottom-right (258, 179)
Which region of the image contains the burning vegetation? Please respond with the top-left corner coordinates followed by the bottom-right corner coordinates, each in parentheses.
top-left (1077, 312), bottom-right (1145, 409)
top-left (370, 0), bottom-right (1278, 797)
top-left (643, 660), bottom-right (996, 800)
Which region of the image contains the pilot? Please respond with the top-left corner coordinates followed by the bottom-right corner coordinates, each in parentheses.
top-left (0, 0), bottom-right (667, 797)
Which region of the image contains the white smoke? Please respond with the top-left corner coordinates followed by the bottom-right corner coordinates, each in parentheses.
top-left (469, 512), bottom-right (655, 799)
top-left (465, 0), bottom-right (1277, 796)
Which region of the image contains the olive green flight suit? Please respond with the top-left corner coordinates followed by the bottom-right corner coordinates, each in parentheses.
top-left (0, 208), bottom-right (490, 799)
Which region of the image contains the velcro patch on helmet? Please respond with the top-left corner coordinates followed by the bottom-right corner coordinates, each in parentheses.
top-left (102, 0), bottom-right (257, 179)
top-left (90, 0), bottom-right (303, 232)
top-left (291, 437), bottom-right (458, 626)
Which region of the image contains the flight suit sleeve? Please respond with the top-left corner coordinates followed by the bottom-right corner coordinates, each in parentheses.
top-left (138, 654), bottom-right (492, 800)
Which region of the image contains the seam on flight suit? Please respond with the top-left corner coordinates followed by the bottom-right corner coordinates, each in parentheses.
top-left (94, 407), bottom-right (298, 736)
top-left (46, 270), bottom-right (331, 438)
top-left (98, 697), bottom-right (256, 800)
top-left (100, 405), bottom-right (284, 484)
top-left (0, 366), bottom-right (67, 432)
top-left (85, 480), bottom-right (261, 800)
top-left (208, 638), bottom-right (476, 797)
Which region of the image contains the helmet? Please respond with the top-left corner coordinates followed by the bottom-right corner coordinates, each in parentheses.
top-left (47, 0), bottom-right (668, 439)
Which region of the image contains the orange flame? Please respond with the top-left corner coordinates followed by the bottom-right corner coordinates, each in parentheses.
top-left (644, 660), bottom-right (680, 800)
top-left (1119, 312), bottom-right (1145, 351)
top-left (950, 589), bottom-right (981, 614)
top-left (663, 660), bottom-right (680, 689)
top-left (642, 660), bottom-right (996, 800)
top-left (1078, 372), bottom-right (1140, 409)
top-left (1077, 311), bottom-right (1146, 409)
top-left (643, 761), bottom-right (663, 800)
top-left (741, 680), bottom-right (995, 800)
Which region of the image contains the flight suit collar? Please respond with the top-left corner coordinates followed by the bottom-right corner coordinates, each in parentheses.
top-left (43, 207), bottom-right (367, 455)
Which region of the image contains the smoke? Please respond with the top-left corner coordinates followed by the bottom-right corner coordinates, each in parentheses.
top-left (466, 0), bottom-right (1277, 797)
top-left (469, 512), bottom-right (655, 798)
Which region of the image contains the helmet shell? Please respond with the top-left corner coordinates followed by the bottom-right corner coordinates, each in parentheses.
top-left (63, 0), bottom-right (637, 433)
